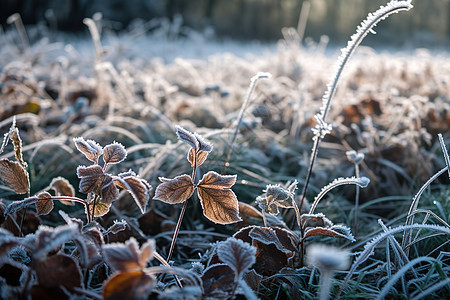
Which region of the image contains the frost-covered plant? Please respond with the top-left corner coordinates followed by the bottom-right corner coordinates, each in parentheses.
top-left (298, 0), bottom-right (413, 213)
top-left (154, 125), bottom-right (241, 261)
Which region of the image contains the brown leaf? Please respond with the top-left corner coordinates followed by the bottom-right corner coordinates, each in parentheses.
top-left (73, 137), bottom-right (103, 163)
top-left (77, 165), bottom-right (119, 203)
top-left (86, 199), bottom-right (111, 218)
top-left (34, 254), bottom-right (82, 290)
top-left (197, 172), bottom-right (241, 224)
top-left (197, 186), bottom-right (241, 224)
top-left (187, 148), bottom-right (209, 167)
top-left (238, 202), bottom-right (263, 219)
top-left (114, 175), bottom-right (150, 214)
top-left (9, 128), bottom-right (27, 168)
top-left (103, 142), bottom-right (127, 165)
top-left (35, 192), bottom-right (54, 215)
top-left (103, 271), bottom-right (154, 300)
top-left (301, 213), bottom-right (334, 229)
top-left (0, 158), bottom-right (29, 194)
top-left (197, 171), bottom-right (236, 189)
top-left (103, 237), bottom-right (153, 272)
top-left (153, 174), bottom-right (194, 204)
top-left (50, 176), bottom-right (75, 205)
top-left (304, 225), bottom-right (355, 242)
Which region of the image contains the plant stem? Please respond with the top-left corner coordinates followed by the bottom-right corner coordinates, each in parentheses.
top-left (166, 199), bottom-right (189, 262)
top-left (262, 210), bottom-right (267, 227)
top-left (353, 163), bottom-right (360, 237)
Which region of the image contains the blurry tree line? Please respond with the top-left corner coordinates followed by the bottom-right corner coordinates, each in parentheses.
top-left (1, 0), bottom-right (449, 44)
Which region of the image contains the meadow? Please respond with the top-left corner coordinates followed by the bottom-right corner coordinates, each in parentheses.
top-left (0, 1), bottom-right (449, 299)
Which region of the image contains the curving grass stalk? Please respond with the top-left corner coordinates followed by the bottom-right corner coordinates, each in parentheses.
top-left (298, 0), bottom-right (413, 213)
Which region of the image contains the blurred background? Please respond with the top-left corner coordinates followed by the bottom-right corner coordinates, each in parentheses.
top-left (1, 0), bottom-right (449, 47)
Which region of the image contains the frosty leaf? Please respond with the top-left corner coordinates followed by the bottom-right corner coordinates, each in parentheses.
top-left (35, 192), bottom-right (54, 215)
top-left (114, 175), bottom-right (150, 214)
top-left (103, 271), bottom-right (154, 300)
top-left (201, 263), bottom-right (235, 298)
top-left (0, 158), bottom-right (29, 194)
top-left (154, 174), bottom-right (194, 204)
top-left (77, 165), bottom-right (119, 203)
top-left (4, 197), bottom-right (37, 216)
top-left (217, 237), bottom-right (256, 280)
top-left (175, 125), bottom-right (198, 149)
top-left (248, 227), bottom-right (291, 254)
top-left (86, 199), bottom-right (111, 218)
top-left (50, 177), bottom-right (75, 205)
top-left (198, 171), bottom-right (237, 189)
top-left (73, 137), bottom-right (103, 163)
top-left (9, 128), bottom-right (27, 168)
top-left (187, 148), bottom-right (209, 167)
top-left (106, 219), bottom-right (128, 235)
top-left (194, 132), bottom-right (213, 152)
top-left (138, 239), bottom-right (155, 269)
top-left (34, 253), bottom-right (82, 290)
top-left (103, 237), bottom-right (152, 271)
top-left (301, 213), bottom-right (334, 228)
top-left (103, 142), bottom-right (127, 165)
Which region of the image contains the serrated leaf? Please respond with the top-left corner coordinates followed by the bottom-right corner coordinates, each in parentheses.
top-left (153, 174), bottom-right (194, 204)
top-left (103, 271), bottom-right (154, 300)
top-left (9, 128), bottom-right (27, 168)
top-left (0, 158), bottom-right (29, 194)
top-left (197, 171), bottom-right (240, 224)
top-left (175, 125), bottom-right (198, 149)
top-left (103, 237), bottom-right (153, 272)
top-left (35, 192), bottom-right (54, 215)
top-left (73, 137), bottom-right (103, 163)
top-left (50, 177), bottom-right (75, 205)
top-left (114, 175), bottom-right (150, 214)
top-left (197, 186), bottom-right (241, 224)
top-left (77, 165), bottom-right (119, 203)
top-left (103, 142), bottom-right (127, 165)
top-left (198, 171), bottom-right (236, 189)
top-left (194, 133), bottom-right (213, 152)
top-left (187, 148), bottom-right (209, 167)
top-left (217, 237), bottom-right (256, 280)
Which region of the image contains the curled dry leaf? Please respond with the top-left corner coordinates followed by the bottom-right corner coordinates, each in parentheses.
top-left (175, 125), bottom-right (198, 149)
top-left (50, 176), bottom-right (75, 206)
top-left (217, 237), bottom-right (256, 280)
top-left (304, 226), bottom-right (355, 242)
top-left (35, 192), bottom-right (54, 215)
top-left (103, 142), bottom-right (127, 165)
top-left (103, 271), bottom-right (154, 300)
top-left (9, 128), bottom-right (27, 168)
top-left (73, 137), bottom-right (103, 163)
top-left (197, 171), bottom-right (241, 224)
top-left (103, 237), bottom-right (154, 272)
top-left (114, 174), bottom-right (151, 214)
top-left (0, 158), bottom-right (29, 194)
top-left (154, 174), bottom-right (194, 204)
top-left (77, 165), bottom-right (119, 204)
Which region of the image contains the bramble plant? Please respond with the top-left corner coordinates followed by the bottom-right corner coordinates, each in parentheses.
top-left (154, 125), bottom-right (241, 260)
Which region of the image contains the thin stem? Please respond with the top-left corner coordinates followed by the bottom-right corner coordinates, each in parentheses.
top-left (354, 164), bottom-right (360, 237)
top-left (19, 191), bottom-right (30, 237)
top-left (262, 210), bottom-right (267, 227)
top-left (153, 251), bottom-right (183, 288)
top-left (223, 72), bottom-right (270, 173)
top-left (166, 199), bottom-right (189, 262)
top-left (298, 138), bottom-right (321, 213)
